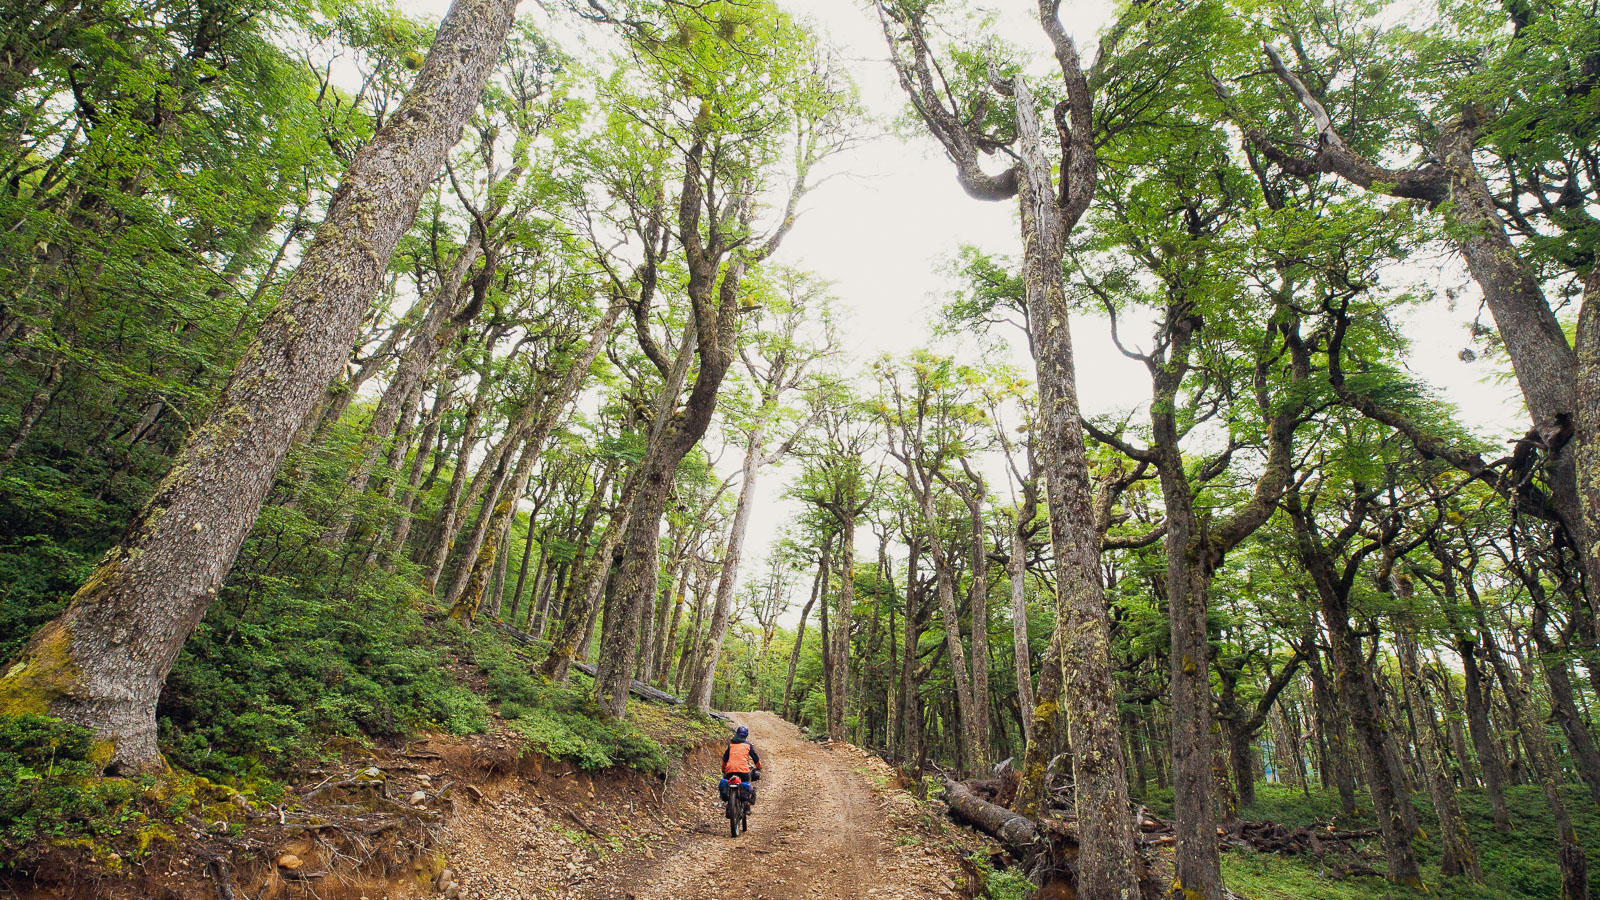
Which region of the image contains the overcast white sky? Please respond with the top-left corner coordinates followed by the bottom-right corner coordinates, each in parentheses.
top-left (728, 0), bottom-right (1524, 601)
top-left (401, 0), bottom-right (1526, 615)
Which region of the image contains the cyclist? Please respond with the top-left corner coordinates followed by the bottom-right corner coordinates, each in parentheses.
top-left (719, 725), bottom-right (762, 805)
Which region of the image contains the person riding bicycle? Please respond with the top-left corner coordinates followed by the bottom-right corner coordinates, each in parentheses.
top-left (719, 725), bottom-right (762, 804)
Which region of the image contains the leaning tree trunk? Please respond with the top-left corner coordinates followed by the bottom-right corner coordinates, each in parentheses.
top-left (440, 419), bottom-right (530, 600)
top-left (422, 375), bottom-right (493, 585)
top-left (1479, 609), bottom-right (1591, 900)
top-left (686, 420), bottom-right (766, 714)
top-left (540, 468), bottom-right (641, 682)
top-left (0, 0), bottom-right (518, 773)
top-left (1457, 635), bottom-right (1512, 831)
top-left (322, 240), bottom-right (482, 546)
top-left (382, 365), bottom-right (456, 567)
top-left (445, 301), bottom-right (623, 615)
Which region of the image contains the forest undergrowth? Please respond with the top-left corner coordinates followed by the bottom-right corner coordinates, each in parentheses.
top-left (1140, 784), bottom-right (1600, 900)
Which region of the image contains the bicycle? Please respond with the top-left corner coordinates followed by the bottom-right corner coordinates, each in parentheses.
top-left (723, 775), bottom-right (753, 837)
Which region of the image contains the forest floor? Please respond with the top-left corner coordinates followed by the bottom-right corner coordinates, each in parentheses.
top-left (444, 711), bottom-right (981, 900)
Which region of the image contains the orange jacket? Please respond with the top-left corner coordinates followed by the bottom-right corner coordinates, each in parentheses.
top-left (722, 740), bottom-right (760, 774)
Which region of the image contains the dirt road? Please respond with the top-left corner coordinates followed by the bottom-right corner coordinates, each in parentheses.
top-left (586, 711), bottom-right (963, 900)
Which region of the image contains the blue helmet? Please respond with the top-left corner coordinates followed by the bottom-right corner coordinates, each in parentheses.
top-left (735, 725), bottom-right (749, 740)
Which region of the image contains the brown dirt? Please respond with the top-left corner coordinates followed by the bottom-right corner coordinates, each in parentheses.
top-left (577, 711), bottom-right (970, 900)
top-left (2, 714), bottom-right (981, 900)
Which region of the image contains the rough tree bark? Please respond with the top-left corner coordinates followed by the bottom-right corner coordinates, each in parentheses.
top-left (877, 8), bottom-right (1140, 885)
top-left (1286, 491), bottom-right (1423, 888)
top-left (1007, 505), bottom-right (1036, 747)
top-left (1010, 69), bottom-right (1139, 896)
top-left (0, 0), bottom-right (518, 772)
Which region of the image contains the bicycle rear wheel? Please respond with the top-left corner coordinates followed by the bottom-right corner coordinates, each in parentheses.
top-left (729, 796), bottom-right (743, 837)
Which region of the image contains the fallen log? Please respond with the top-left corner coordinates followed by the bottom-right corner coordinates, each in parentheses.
top-left (492, 621), bottom-right (685, 704)
top-left (494, 620), bottom-right (545, 648)
top-left (939, 777), bottom-right (1038, 855)
top-left (568, 661), bottom-right (685, 705)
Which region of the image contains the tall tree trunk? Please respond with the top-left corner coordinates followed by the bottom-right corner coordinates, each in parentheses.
top-left (1396, 620), bottom-right (1482, 881)
top-left (422, 375), bottom-right (492, 585)
top-left (446, 301), bottom-right (622, 610)
top-left (915, 480), bottom-right (983, 774)
top-left (1430, 652), bottom-right (1477, 788)
top-left (674, 566), bottom-right (711, 692)
top-left (540, 468), bottom-right (641, 682)
top-left (1575, 260), bottom-right (1600, 628)
top-left (1478, 599), bottom-right (1591, 900)
top-left (449, 439), bottom-right (534, 622)
top-left (1288, 496), bottom-right (1423, 888)
top-left (1458, 635), bottom-right (1512, 831)
top-left (896, 538), bottom-right (923, 766)
top-left (825, 515), bottom-right (855, 740)
top-left (1008, 74), bottom-right (1138, 896)
top-left (1162, 476), bottom-right (1222, 894)
top-left (0, 355), bottom-right (62, 469)
top-left (655, 551), bottom-right (690, 686)
top-left (1007, 518), bottom-right (1035, 747)
top-left (384, 366), bottom-right (455, 566)
top-left (0, 0), bottom-right (518, 772)
top-left (1308, 640), bottom-right (1358, 816)
top-left (322, 241), bottom-right (482, 545)
top-left (783, 535), bottom-right (829, 720)
top-left (687, 421), bottom-right (766, 714)
top-left (952, 473), bottom-right (991, 753)
top-left (508, 516), bottom-right (542, 625)
top-left (1531, 598), bottom-right (1600, 808)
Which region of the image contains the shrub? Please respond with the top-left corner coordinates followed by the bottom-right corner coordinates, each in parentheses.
top-left (0, 715), bottom-right (132, 859)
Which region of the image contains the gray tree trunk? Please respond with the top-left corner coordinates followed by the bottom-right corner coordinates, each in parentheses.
top-left (1006, 74), bottom-right (1139, 898)
top-left (825, 516), bottom-right (855, 739)
top-left (1007, 520), bottom-right (1035, 747)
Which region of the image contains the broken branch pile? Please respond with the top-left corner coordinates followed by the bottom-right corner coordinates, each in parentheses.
top-left (939, 772), bottom-right (1382, 899)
